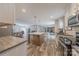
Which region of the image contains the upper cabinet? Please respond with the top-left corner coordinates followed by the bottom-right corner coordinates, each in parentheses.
top-left (0, 4), bottom-right (15, 24)
top-left (70, 3), bottom-right (79, 16)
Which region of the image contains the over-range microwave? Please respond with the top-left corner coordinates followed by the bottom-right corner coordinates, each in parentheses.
top-left (68, 14), bottom-right (79, 26)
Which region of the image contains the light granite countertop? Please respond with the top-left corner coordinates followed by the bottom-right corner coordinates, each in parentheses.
top-left (0, 36), bottom-right (27, 53)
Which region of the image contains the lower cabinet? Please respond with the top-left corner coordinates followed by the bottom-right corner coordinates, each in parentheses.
top-left (72, 49), bottom-right (79, 56)
top-left (0, 42), bottom-right (26, 56)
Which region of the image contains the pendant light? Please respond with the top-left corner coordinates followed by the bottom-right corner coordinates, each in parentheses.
top-left (34, 16), bottom-right (38, 32)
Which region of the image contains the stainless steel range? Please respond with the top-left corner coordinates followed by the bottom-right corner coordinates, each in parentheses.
top-left (76, 32), bottom-right (79, 45)
top-left (59, 36), bottom-right (72, 56)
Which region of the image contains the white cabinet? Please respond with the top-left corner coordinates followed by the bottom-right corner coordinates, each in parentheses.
top-left (0, 42), bottom-right (27, 56)
top-left (72, 49), bottom-right (79, 56)
top-left (70, 3), bottom-right (79, 16)
top-left (0, 4), bottom-right (15, 24)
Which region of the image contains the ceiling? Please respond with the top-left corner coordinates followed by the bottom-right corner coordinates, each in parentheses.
top-left (15, 3), bottom-right (71, 25)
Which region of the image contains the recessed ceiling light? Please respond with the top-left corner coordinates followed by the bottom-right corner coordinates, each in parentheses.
top-left (22, 9), bottom-right (26, 13)
top-left (72, 13), bottom-right (76, 16)
top-left (50, 16), bottom-right (53, 19)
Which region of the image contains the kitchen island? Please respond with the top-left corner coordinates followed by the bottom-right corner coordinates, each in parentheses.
top-left (0, 36), bottom-right (27, 56)
top-left (29, 32), bottom-right (45, 46)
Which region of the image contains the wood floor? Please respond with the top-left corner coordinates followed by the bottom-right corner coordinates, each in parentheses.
top-left (26, 39), bottom-right (63, 56)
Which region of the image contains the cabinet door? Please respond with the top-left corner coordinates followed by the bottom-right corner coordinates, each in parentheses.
top-left (0, 4), bottom-right (15, 24)
top-left (72, 49), bottom-right (79, 56)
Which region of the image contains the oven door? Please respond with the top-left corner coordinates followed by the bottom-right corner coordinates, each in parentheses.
top-left (76, 32), bottom-right (79, 42)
